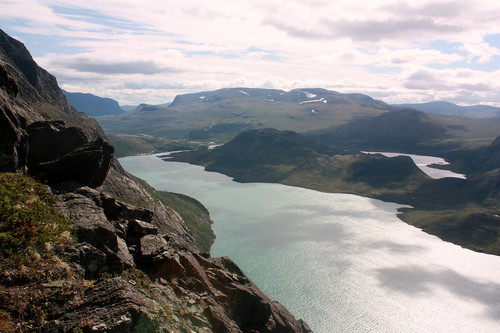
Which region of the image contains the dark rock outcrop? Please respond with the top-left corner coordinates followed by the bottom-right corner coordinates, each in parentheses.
top-left (0, 63), bottom-right (28, 173)
top-left (27, 120), bottom-right (114, 187)
top-left (52, 182), bottom-right (311, 333)
top-left (0, 101), bottom-right (27, 173)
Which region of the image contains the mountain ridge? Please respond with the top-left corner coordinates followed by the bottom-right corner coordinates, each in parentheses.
top-left (393, 101), bottom-right (500, 118)
top-left (63, 90), bottom-right (125, 116)
top-left (96, 86), bottom-right (500, 158)
top-left (96, 86), bottom-right (397, 142)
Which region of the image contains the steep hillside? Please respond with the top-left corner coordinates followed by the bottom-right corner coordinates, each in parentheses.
top-left (63, 90), bottom-right (124, 116)
top-left (170, 128), bottom-right (428, 193)
top-left (0, 29), bottom-right (310, 332)
top-left (309, 108), bottom-right (457, 152)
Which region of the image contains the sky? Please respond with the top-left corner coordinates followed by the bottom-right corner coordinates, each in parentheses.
top-left (1, 0), bottom-right (500, 106)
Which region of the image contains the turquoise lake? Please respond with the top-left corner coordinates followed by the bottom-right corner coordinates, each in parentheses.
top-left (120, 154), bottom-right (500, 333)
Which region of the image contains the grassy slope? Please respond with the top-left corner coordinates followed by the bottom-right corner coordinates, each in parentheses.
top-left (0, 173), bottom-right (79, 331)
top-left (128, 174), bottom-right (215, 252)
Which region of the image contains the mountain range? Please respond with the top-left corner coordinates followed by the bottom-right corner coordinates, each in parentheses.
top-left (95, 87), bottom-right (500, 155)
top-left (97, 87), bottom-right (396, 141)
top-left (393, 101), bottom-right (500, 118)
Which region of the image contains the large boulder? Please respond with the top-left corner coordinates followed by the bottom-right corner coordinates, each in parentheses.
top-left (27, 120), bottom-right (113, 187)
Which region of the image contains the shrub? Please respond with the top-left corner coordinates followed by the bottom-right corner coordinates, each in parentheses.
top-left (0, 173), bottom-right (71, 257)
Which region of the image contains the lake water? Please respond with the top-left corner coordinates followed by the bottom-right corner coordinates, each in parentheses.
top-left (363, 152), bottom-right (467, 179)
top-left (120, 154), bottom-right (500, 333)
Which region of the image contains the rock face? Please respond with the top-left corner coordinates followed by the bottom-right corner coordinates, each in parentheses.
top-left (0, 29), bottom-right (311, 332)
top-left (50, 181), bottom-right (311, 332)
top-left (27, 120), bottom-right (114, 187)
top-left (0, 63), bottom-right (28, 173)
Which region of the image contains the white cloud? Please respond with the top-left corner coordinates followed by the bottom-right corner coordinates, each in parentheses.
top-left (461, 41), bottom-right (500, 64)
top-left (0, 0), bottom-right (499, 106)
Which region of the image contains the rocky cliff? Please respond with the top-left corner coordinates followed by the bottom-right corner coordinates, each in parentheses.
top-left (0, 29), bottom-right (310, 332)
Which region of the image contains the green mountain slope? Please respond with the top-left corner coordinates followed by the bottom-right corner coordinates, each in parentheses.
top-left (170, 128), bottom-right (428, 194)
top-left (97, 87), bottom-right (395, 141)
top-left (98, 87), bottom-right (500, 158)
top-left (309, 108), bottom-right (450, 151)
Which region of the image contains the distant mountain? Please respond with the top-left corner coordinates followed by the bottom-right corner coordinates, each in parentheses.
top-left (120, 105), bottom-right (138, 111)
top-left (63, 90), bottom-right (124, 116)
top-left (96, 87), bottom-right (500, 156)
top-left (309, 108), bottom-right (451, 151)
top-left (97, 87), bottom-right (395, 140)
top-left (393, 101), bottom-right (500, 118)
top-left (169, 87), bottom-right (386, 107)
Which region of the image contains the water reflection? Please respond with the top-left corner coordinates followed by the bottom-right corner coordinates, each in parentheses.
top-left (120, 155), bottom-right (500, 333)
top-left (367, 241), bottom-right (426, 254)
top-left (377, 265), bottom-right (500, 319)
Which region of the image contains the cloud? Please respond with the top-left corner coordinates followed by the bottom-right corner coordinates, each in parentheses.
top-left (404, 69), bottom-right (452, 90)
top-left (461, 42), bottom-right (500, 64)
top-left (266, 17), bottom-right (464, 42)
top-left (327, 18), bottom-right (464, 42)
top-left (1, 0), bottom-right (500, 106)
top-left (381, 1), bottom-right (472, 18)
top-left (63, 59), bottom-right (179, 75)
top-left (404, 67), bottom-right (499, 95)
top-left (377, 48), bottom-right (463, 67)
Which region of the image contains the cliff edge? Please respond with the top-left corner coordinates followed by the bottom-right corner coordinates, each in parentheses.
top-left (0, 29), bottom-right (311, 333)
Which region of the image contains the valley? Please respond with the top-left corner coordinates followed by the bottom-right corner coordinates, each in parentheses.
top-left (85, 88), bottom-right (500, 256)
top-left (3, 1), bottom-right (500, 332)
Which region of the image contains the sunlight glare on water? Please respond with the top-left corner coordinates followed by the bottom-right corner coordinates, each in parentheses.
top-left (120, 154), bottom-right (500, 333)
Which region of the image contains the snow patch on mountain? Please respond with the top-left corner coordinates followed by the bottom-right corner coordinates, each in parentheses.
top-left (299, 98), bottom-right (327, 104)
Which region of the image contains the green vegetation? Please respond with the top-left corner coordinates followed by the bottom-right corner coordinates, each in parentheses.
top-left (96, 88), bottom-right (394, 142)
top-left (128, 175), bottom-right (215, 252)
top-left (0, 173), bottom-right (72, 257)
top-left (398, 209), bottom-right (500, 254)
top-left (170, 129), bottom-right (428, 195)
top-left (0, 172), bottom-right (82, 332)
top-left (96, 88), bottom-right (500, 149)
top-left (154, 192), bottom-right (215, 253)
